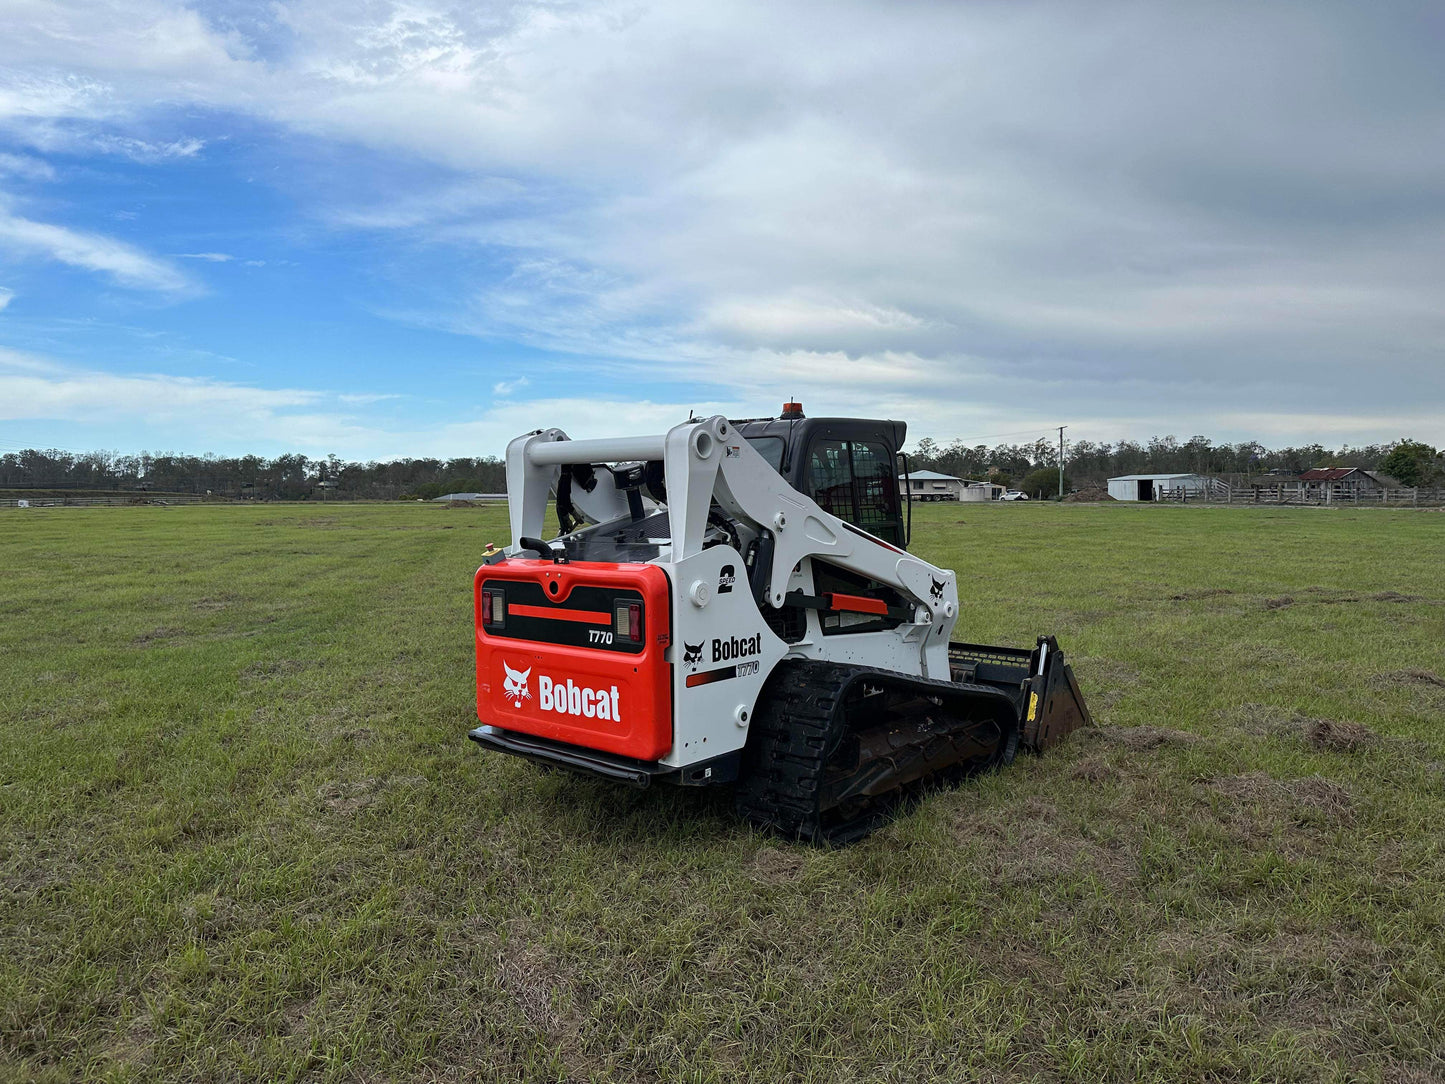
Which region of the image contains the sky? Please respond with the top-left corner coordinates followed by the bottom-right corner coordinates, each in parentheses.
top-left (0, 0), bottom-right (1441, 462)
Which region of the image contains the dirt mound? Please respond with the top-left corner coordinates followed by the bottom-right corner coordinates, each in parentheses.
top-left (1064, 486), bottom-right (1115, 502)
top-left (1304, 718), bottom-right (1378, 753)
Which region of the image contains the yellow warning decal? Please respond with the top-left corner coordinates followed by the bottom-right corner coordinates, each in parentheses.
top-left (1027, 692), bottom-right (1038, 722)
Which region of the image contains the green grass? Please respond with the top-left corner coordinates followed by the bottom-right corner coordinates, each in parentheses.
top-left (2, 501), bottom-right (1443, 1083)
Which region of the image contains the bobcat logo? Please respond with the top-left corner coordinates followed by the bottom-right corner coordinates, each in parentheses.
top-left (929, 576), bottom-right (947, 602)
top-left (682, 641), bottom-right (705, 670)
top-left (501, 661), bottom-right (532, 707)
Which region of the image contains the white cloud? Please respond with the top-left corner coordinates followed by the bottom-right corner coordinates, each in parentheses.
top-left (0, 350), bottom-right (317, 421)
top-left (0, 1), bottom-right (1441, 446)
top-left (0, 152), bottom-right (53, 180)
top-left (88, 135), bottom-right (205, 161)
top-left (0, 71), bottom-right (116, 123)
top-left (0, 348), bottom-right (717, 458)
top-left (491, 376), bottom-right (528, 396)
top-left (178, 251), bottom-right (233, 262)
top-left (0, 287), bottom-right (12, 310)
top-left (0, 348), bottom-right (395, 452)
top-left (701, 297), bottom-right (936, 342)
top-left (0, 206), bottom-right (192, 292)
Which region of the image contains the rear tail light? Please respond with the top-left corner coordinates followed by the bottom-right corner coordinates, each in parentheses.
top-left (481, 588), bottom-right (505, 628)
top-left (615, 601), bottom-right (643, 643)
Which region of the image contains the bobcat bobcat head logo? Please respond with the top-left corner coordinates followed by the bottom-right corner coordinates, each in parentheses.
top-left (501, 661), bottom-right (532, 707)
top-left (929, 576), bottom-right (947, 602)
top-left (682, 641), bottom-right (705, 670)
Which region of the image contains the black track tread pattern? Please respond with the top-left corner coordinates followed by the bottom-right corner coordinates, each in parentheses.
top-left (734, 659), bottom-right (1019, 843)
top-left (733, 660), bottom-right (845, 842)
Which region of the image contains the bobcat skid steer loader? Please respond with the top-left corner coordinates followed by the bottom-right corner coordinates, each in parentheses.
top-left (470, 403), bottom-right (1091, 842)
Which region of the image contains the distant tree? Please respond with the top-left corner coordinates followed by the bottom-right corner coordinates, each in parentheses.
top-left (1379, 440), bottom-right (1442, 487)
top-left (1020, 467), bottom-right (1066, 499)
top-left (911, 437), bottom-right (939, 469)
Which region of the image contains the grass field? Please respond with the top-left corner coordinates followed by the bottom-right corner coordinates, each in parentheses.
top-left (3, 501), bottom-right (1444, 1083)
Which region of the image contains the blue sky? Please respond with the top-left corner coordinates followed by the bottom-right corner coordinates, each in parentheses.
top-left (1, 1), bottom-right (1442, 461)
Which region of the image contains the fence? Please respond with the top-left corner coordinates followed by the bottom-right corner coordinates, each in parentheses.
top-left (1156, 485), bottom-right (1445, 506)
top-left (1, 494), bottom-right (212, 508)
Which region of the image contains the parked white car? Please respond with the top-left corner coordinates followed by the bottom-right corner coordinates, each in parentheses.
top-left (1000, 490), bottom-right (1030, 501)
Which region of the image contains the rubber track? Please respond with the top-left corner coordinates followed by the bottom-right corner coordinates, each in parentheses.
top-left (733, 660), bottom-right (844, 842)
top-left (734, 659), bottom-right (1016, 843)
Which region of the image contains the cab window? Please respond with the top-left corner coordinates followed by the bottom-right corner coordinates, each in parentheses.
top-left (806, 438), bottom-right (904, 547)
top-left (744, 436), bottom-right (785, 473)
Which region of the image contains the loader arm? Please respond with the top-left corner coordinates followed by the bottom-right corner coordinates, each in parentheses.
top-left (705, 417), bottom-right (955, 622)
top-left (503, 414), bottom-right (959, 675)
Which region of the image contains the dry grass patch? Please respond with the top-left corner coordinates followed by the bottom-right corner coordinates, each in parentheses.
top-left (1208, 770), bottom-right (1353, 811)
top-left (1100, 724), bottom-right (1201, 750)
top-left (130, 625), bottom-right (183, 645)
top-left (240, 657), bottom-right (316, 680)
top-left (1377, 668), bottom-right (1445, 689)
top-left (1304, 718), bottom-right (1380, 753)
top-left (1225, 705), bottom-right (1387, 753)
top-left (1069, 757), bottom-right (1118, 783)
top-left (749, 846), bottom-right (807, 884)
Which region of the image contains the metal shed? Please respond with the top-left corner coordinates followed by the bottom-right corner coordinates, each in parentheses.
top-left (1106, 473), bottom-right (1211, 502)
top-left (960, 482), bottom-right (1006, 502)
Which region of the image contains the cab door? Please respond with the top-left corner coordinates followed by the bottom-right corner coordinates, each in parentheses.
top-left (802, 433), bottom-right (907, 549)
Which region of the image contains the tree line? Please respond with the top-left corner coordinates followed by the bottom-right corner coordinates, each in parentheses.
top-left (910, 434), bottom-right (1445, 495)
top-left (2, 435), bottom-right (1440, 500)
top-left (0, 450), bottom-right (506, 500)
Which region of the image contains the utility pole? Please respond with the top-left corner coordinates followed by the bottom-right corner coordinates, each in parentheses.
top-left (1057, 425), bottom-right (1067, 499)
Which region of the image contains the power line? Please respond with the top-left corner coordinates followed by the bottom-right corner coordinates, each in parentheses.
top-left (932, 426), bottom-right (1065, 446)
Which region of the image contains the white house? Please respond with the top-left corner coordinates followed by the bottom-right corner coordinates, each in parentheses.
top-left (900, 469), bottom-right (969, 501)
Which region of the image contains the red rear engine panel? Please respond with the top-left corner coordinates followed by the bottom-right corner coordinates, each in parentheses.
top-left (474, 560), bottom-right (672, 761)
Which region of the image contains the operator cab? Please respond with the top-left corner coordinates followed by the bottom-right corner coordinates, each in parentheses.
top-left (732, 403), bottom-right (909, 550)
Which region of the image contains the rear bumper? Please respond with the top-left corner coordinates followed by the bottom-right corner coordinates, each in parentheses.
top-left (470, 726), bottom-right (741, 788)
top-left (470, 725), bottom-right (663, 787)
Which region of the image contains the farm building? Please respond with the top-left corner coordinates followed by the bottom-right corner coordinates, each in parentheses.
top-left (900, 470), bottom-right (968, 502)
top-left (1107, 473), bottom-right (1214, 501)
top-left (1246, 468), bottom-right (1397, 502)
